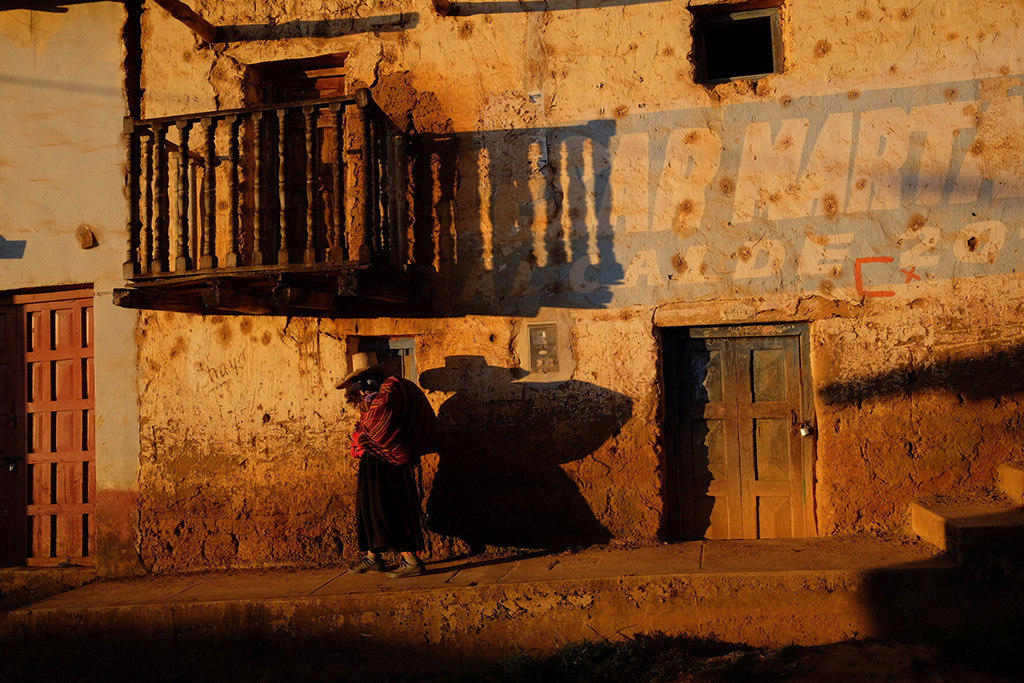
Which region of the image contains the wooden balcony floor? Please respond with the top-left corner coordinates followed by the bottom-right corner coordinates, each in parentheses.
top-left (114, 263), bottom-right (415, 317)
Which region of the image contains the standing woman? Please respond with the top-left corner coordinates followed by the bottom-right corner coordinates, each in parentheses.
top-left (339, 352), bottom-right (437, 578)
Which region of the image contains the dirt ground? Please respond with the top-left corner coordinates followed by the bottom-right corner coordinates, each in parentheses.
top-left (427, 635), bottom-right (1018, 683)
top-left (1, 631), bottom-right (1018, 683)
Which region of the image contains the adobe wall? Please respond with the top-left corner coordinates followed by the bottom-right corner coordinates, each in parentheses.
top-left (0, 3), bottom-right (141, 575)
top-left (135, 0), bottom-right (1024, 569)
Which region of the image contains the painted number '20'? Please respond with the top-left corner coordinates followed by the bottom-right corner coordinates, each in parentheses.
top-left (899, 220), bottom-right (1007, 268)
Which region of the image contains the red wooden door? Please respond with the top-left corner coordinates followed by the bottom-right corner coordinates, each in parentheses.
top-left (664, 324), bottom-right (816, 541)
top-left (0, 289), bottom-right (95, 566)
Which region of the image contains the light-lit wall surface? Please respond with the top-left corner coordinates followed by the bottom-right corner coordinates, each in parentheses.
top-left (132, 0), bottom-right (1024, 569)
top-left (0, 3), bottom-right (140, 574)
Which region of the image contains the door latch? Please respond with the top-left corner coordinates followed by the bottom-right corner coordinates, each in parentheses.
top-left (3, 456), bottom-right (23, 472)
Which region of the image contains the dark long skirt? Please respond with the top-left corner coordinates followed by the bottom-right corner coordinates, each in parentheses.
top-left (356, 454), bottom-right (424, 553)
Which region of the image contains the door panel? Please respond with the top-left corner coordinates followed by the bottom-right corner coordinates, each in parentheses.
top-left (664, 325), bottom-right (815, 541)
top-left (0, 290), bottom-right (95, 567)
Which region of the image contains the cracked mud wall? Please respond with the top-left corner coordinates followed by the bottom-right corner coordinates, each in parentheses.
top-left (134, 0), bottom-right (1024, 568)
top-left (137, 310), bottom-right (660, 570)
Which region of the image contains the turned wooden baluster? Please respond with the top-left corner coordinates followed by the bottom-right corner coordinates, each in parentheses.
top-left (389, 134), bottom-right (404, 268)
top-left (174, 120), bottom-right (192, 272)
top-left (252, 112), bottom-right (265, 266)
top-left (224, 115), bottom-right (240, 268)
top-left (377, 117), bottom-right (391, 259)
top-left (369, 109), bottom-right (381, 254)
top-left (153, 122), bottom-right (169, 272)
top-left (141, 131), bottom-right (154, 274)
top-left (200, 118), bottom-right (217, 269)
top-left (277, 108), bottom-right (289, 265)
top-left (303, 106), bottom-right (316, 265)
top-left (329, 103), bottom-right (346, 263)
top-left (124, 123), bottom-right (141, 278)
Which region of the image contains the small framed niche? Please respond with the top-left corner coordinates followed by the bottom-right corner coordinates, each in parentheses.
top-left (513, 314), bottom-right (576, 386)
top-left (691, 2), bottom-right (783, 85)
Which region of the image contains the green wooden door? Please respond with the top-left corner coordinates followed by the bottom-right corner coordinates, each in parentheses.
top-left (664, 324), bottom-right (816, 540)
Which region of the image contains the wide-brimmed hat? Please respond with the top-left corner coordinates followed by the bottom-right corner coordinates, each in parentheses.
top-left (336, 351), bottom-right (399, 390)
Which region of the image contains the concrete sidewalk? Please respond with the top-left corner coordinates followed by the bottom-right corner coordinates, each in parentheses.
top-left (7, 536), bottom-right (959, 644)
top-left (9, 535), bottom-right (943, 613)
top-left (8, 535), bottom-right (1023, 682)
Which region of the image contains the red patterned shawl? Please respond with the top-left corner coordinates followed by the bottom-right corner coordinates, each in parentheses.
top-left (350, 376), bottom-right (437, 465)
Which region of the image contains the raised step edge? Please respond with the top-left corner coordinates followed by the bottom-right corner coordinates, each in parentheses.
top-left (997, 462), bottom-right (1024, 503)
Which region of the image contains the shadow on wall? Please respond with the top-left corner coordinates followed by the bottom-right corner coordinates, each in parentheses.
top-left (818, 341), bottom-right (1024, 405)
top-left (419, 355), bottom-right (633, 551)
top-left (0, 235), bottom-right (26, 259)
top-left (411, 120), bottom-right (624, 317)
top-left (218, 14), bottom-right (418, 41)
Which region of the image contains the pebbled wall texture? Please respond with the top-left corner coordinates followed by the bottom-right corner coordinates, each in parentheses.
top-left (131, 0), bottom-right (1024, 571)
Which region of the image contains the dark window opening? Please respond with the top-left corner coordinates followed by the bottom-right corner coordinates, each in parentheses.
top-left (249, 53), bottom-right (347, 105)
top-left (356, 337), bottom-right (417, 380)
top-left (693, 5), bottom-right (782, 84)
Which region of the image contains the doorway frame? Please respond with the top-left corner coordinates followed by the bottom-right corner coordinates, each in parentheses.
top-left (661, 322), bottom-right (817, 541)
top-left (0, 284), bottom-right (96, 567)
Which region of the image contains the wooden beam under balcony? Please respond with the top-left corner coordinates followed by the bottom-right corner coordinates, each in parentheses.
top-left (270, 281), bottom-right (338, 311)
top-left (202, 279), bottom-right (271, 315)
top-left (113, 263), bottom-right (418, 316)
top-left (151, 0), bottom-right (219, 44)
top-left (113, 287), bottom-right (206, 315)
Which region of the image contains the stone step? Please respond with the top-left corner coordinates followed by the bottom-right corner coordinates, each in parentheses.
top-left (997, 462), bottom-right (1024, 503)
top-left (910, 497), bottom-right (1024, 568)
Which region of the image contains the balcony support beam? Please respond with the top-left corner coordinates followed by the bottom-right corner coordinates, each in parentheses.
top-left (151, 0), bottom-right (219, 45)
top-left (202, 279), bottom-right (270, 315)
top-left (270, 282), bottom-right (336, 311)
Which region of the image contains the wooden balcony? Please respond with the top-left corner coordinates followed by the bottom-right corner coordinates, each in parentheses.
top-left (114, 89), bottom-right (412, 316)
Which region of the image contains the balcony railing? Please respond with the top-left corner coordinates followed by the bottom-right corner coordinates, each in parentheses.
top-left (117, 89), bottom-right (409, 314)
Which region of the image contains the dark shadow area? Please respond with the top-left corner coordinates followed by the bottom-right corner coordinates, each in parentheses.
top-left (0, 236), bottom-right (26, 260)
top-left (819, 342), bottom-right (1024, 405)
top-left (661, 331), bottom-right (719, 542)
top-left (419, 355), bottom-right (632, 551)
top-left (862, 560), bottom-right (1024, 678)
top-left (218, 14), bottom-right (418, 42)
top-left (422, 549), bottom-right (551, 576)
top-left (436, 0), bottom-right (670, 16)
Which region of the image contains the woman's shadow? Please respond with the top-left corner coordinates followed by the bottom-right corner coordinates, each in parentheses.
top-left (419, 355), bottom-right (633, 552)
